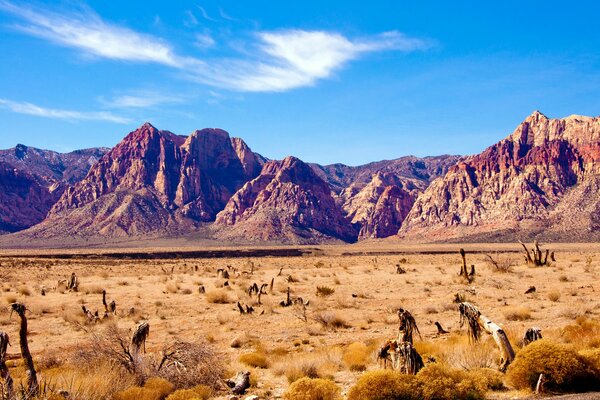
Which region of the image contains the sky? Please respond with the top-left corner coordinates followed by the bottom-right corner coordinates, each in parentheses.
top-left (1, 1), bottom-right (600, 165)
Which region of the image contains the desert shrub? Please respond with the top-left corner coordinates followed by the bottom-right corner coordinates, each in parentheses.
top-left (504, 306), bottom-right (532, 321)
top-left (156, 340), bottom-right (225, 389)
top-left (469, 368), bottom-right (505, 390)
top-left (284, 377), bottom-right (341, 400)
top-left (312, 311), bottom-right (350, 330)
top-left (72, 325), bottom-right (224, 390)
top-left (205, 289), bottom-right (233, 304)
top-left (316, 286), bottom-right (335, 297)
top-left (144, 377), bottom-right (174, 398)
top-left (416, 363), bottom-right (486, 400)
top-left (189, 385), bottom-right (212, 399)
top-left (561, 317), bottom-right (600, 349)
top-left (113, 387), bottom-right (164, 400)
top-left (347, 370), bottom-right (418, 400)
top-left (239, 352), bottom-right (269, 368)
top-left (580, 348), bottom-right (600, 371)
top-left (274, 348), bottom-right (342, 383)
top-left (547, 290), bottom-right (561, 302)
top-left (506, 339), bottom-right (600, 393)
top-left (165, 389), bottom-right (202, 400)
top-left (343, 342), bottom-right (369, 371)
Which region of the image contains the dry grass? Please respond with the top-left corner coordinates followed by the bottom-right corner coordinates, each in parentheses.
top-left (1, 243), bottom-right (600, 398)
top-left (548, 289), bottom-right (561, 302)
top-left (504, 306), bottom-right (532, 321)
top-left (205, 288), bottom-right (234, 304)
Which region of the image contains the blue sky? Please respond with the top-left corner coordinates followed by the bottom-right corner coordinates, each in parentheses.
top-left (1, 1), bottom-right (599, 165)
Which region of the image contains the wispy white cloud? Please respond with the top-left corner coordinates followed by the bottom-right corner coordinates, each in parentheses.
top-left (196, 5), bottom-right (218, 22)
top-left (0, 1), bottom-right (431, 93)
top-left (101, 90), bottom-right (186, 109)
top-left (194, 31), bottom-right (215, 49)
top-left (184, 10), bottom-right (198, 27)
top-left (0, 0), bottom-right (182, 66)
top-left (189, 30), bottom-right (432, 92)
top-left (0, 98), bottom-right (131, 123)
top-left (219, 8), bottom-right (238, 22)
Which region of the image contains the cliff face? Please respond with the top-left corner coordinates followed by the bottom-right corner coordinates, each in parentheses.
top-left (0, 162), bottom-right (63, 233)
top-left (400, 112), bottom-right (600, 240)
top-left (39, 123), bottom-right (265, 237)
top-left (0, 145), bottom-right (107, 232)
top-left (340, 172), bottom-right (417, 239)
top-left (215, 156), bottom-right (357, 243)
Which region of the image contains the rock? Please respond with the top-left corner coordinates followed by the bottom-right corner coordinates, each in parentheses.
top-left (215, 156), bottom-right (357, 243)
top-left (245, 396), bottom-right (259, 400)
top-left (341, 172), bottom-right (417, 239)
top-left (25, 123), bottom-right (265, 238)
top-left (400, 111), bottom-right (600, 241)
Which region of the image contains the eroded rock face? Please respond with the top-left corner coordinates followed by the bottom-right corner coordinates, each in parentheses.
top-left (399, 111), bottom-right (600, 240)
top-left (0, 162), bottom-right (62, 232)
top-left (216, 156), bottom-right (357, 243)
top-left (340, 172), bottom-right (417, 239)
top-left (45, 123), bottom-right (265, 236)
top-left (0, 145), bottom-right (107, 232)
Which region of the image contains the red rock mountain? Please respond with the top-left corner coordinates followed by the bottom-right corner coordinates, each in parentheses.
top-left (0, 144), bottom-right (108, 184)
top-left (215, 156), bottom-right (357, 243)
top-left (340, 172), bottom-right (417, 239)
top-left (0, 145), bottom-right (107, 232)
top-left (400, 111), bottom-right (600, 241)
top-left (33, 123), bottom-right (265, 237)
top-left (0, 162), bottom-right (63, 233)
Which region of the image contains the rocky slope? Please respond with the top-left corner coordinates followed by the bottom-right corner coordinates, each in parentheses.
top-left (215, 156), bottom-right (357, 243)
top-left (30, 123), bottom-right (265, 238)
top-left (341, 172), bottom-right (417, 239)
top-left (0, 144), bottom-right (108, 184)
top-left (0, 145), bottom-right (107, 232)
top-left (314, 156), bottom-right (460, 239)
top-left (0, 162), bottom-right (63, 233)
top-left (310, 155), bottom-right (460, 193)
top-left (399, 111), bottom-right (600, 241)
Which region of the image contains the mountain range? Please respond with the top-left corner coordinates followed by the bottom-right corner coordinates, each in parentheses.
top-left (1, 110), bottom-right (598, 245)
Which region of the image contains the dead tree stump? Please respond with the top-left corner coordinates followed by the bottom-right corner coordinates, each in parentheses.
top-left (459, 302), bottom-right (515, 371)
top-left (10, 303), bottom-right (38, 395)
top-left (67, 272), bottom-right (78, 292)
top-left (520, 240), bottom-right (552, 266)
top-left (522, 327), bottom-right (542, 346)
top-left (226, 371), bottom-right (251, 395)
top-left (397, 308), bottom-right (420, 343)
top-left (131, 322), bottom-right (149, 355)
top-left (0, 331), bottom-right (14, 400)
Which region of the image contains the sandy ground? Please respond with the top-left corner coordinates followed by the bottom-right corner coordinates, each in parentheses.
top-left (0, 242), bottom-right (598, 398)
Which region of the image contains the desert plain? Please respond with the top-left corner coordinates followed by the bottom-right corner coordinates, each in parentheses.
top-left (1, 242), bottom-right (599, 399)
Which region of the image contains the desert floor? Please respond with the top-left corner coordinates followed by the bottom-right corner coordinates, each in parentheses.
top-left (0, 242), bottom-right (599, 399)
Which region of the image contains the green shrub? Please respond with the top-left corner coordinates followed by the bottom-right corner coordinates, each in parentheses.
top-left (284, 377), bottom-right (341, 400)
top-left (416, 363), bottom-right (486, 400)
top-left (506, 339), bottom-right (600, 393)
top-left (347, 370), bottom-right (417, 400)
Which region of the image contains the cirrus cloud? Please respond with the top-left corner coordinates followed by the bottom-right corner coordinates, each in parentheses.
top-left (0, 98), bottom-right (131, 123)
top-left (0, 1), bottom-right (432, 93)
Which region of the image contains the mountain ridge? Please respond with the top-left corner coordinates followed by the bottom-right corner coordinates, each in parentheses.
top-left (1, 110), bottom-right (599, 245)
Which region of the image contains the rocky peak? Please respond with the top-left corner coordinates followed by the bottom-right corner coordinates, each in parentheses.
top-left (400, 112), bottom-right (600, 240)
top-left (215, 156), bottom-right (357, 243)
